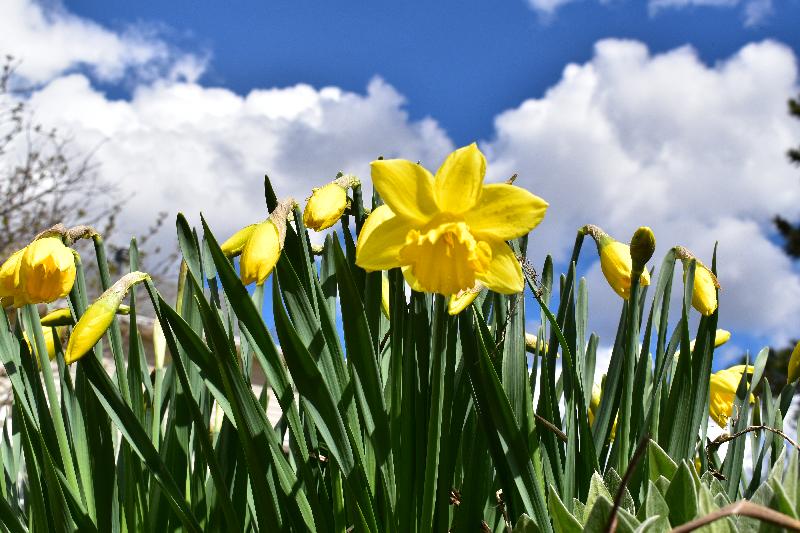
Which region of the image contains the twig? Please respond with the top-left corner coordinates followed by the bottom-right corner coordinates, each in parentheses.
top-left (534, 413), bottom-right (568, 443)
top-left (671, 500), bottom-right (800, 532)
top-left (606, 435), bottom-right (650, 533)
top-left (705, 425), bottom-right (800, 480)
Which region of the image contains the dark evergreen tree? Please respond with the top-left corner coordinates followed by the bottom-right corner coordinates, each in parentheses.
top-left (773, 94), bottom-right (800, 257)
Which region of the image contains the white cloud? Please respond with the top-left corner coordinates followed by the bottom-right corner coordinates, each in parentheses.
top-left (27, 74), bottom-right (453, 253)
top-left (649, 0), bottom-right (774, 26)
top-left (526, 0), bottom-right (774, 26)
top-left (486, 38), bottom-right (800, 349)
top-left (0, 0), bottom-right (205, 84)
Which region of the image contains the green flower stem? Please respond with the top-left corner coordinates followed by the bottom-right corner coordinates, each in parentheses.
top-left (23, 304), bottom-right (81, 498)
top-left (617, 265), bottom-right (643, 471)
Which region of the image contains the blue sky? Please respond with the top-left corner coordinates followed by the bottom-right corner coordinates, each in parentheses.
top-left (2, 0), bottom-right (800, 368)
top-left (68, 0), bottom-right (800, 145)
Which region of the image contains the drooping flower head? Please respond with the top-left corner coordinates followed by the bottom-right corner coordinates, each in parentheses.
top-left (709, 364), bottom-right (754, 427)
top-left (582, 225), bottom-right (650, 300)
top-left (355, 144), bottom-right (548, 296)
top-left (675, 246), bottom-right (720, 316)
top-left (18, 237), bottom-right (76, 304)
top-left (239, 198), bottom-right (295, 286)
top-left (303, 174), bottom-right (359, 232)
top-left (221, 224), bottom-right (257, 257)
top-left (0, 248), bottom-right (26, 307)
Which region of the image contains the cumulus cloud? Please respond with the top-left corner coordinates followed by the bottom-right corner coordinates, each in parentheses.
top-left (0, 0), bottom-right (205, 83)
top-left (27, 74), bottom-right (453, 250)
top-left (488, 38), bottom-right (800, 351)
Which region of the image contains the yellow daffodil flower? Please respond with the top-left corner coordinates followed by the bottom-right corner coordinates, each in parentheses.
top-left (690, 263), bottom-right (719, 316)
top-left (524, 333), bottom-right (547, 354)
top-left (582, 225), bottom-right (651, 300)
top-left (588, 382), bottom-right (617, 439)
top-left (303, 180), bottom-right (353, 232)
top-left (709, 364), bottom-right (754, 427)
top-left (675, 246), bottom-right (720, 316)
top-left (65, 272), bottom-right (149, 364)
top-left (689, 329), bottom-right (731, 352)
top-left (24, 326), bottom-right (64, 369)
top-left (0, 248), bottom-right (25, 307)
top-left (239, 199), bottom-right (294, 286)
top-left (240, 221), bottom-right (281, 285)
top-left (448, 282), bottom-right (484, 315)
top-left (221, 224), bottom-right (257, 257)
top-left (787, 340), bottom-right (800, 384)
top-left (18, 237), bottom-right (76, 304)
top-left (355, 144), bottom-right (548, 296)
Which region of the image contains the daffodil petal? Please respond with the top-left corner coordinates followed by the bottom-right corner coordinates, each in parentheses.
top-left (355, 205), bottom-right (411, 271)
top-left (433, 143), bottom-right (486, 213)
top-left (466, 184), bottom-right (549, 241)
top-left (370, 159), bottom-right (437, 222)
top-left (476, 240), bottom-right (524, 294)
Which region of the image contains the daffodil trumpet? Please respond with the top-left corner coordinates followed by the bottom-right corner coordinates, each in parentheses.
top-left (18, 237), bottom-right (77, 305)
top-left (65, 271), bottom-right (150, 364)
top-left (356, 143), bottom-right (548, 296)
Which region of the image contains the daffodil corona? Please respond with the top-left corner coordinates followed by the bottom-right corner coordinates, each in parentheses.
top-left (355, 144), bottom-right (548, 296)
top-left (18, 237), bottom-right (76, 304)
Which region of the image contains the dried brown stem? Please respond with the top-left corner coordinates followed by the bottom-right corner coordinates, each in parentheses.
top-left (705, 425), bottom-right (800, 481)
top-left (606, 435), bottom-right (650, 533)
top-left (671, 500), bottom-right (800, 532)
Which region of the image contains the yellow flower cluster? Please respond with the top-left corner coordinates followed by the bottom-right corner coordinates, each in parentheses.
top-left (0, 237), bottom-right (76, 307)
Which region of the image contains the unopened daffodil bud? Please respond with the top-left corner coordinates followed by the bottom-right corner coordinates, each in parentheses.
top-left (582, 225), bottom-right (650, 300)
top-left (220, 224), bottom-right (257, 257)
top-left (675, 247), bottom-right (720, 316)
top-left (40, 307), bottom-right (74, 327)
top-left (587, 380), bottom-right (617, 439)
top-left (629, 226), bottom-right (656, 273)
top-left (65, 271), bottom-right (149, 364)
top-left (240, 198), bottom-right (294, 286)
top-left (788, 340), bottom-right (800, 384)
top-left (0, 248), bottom-right (25, 307)
top-left (41, 304), bottom-right (129, 327)
top-left (209, 401), bottom-right (225, 434)
top-left (709, 364), bottom-right (754, 427)
top-left (23, 326), bottom-right (64, 369)
top-left (448, 282), bottom-right (484, 315)
top-left (18, 237), bottom-right (76, 304)
top-left (303, 175), bottom-right (359, 232)
top-left (153, 318), bottom-right (167, 370)
top-left (524, 333), bottom-right (547, 354)
top-left (689, 329), bottom-right (731, 352)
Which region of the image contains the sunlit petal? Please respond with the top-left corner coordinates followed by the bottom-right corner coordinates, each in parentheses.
top-left (371, 159), bottom-right (437, 222)
top-left (475, 240), bottom-right (523, 294)
top-left (466, 184), bottom-right (548, 241)
top-left (355, 205), bottom-right (412, 271)
top-left (433, 143), bottom-right (485, 213)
